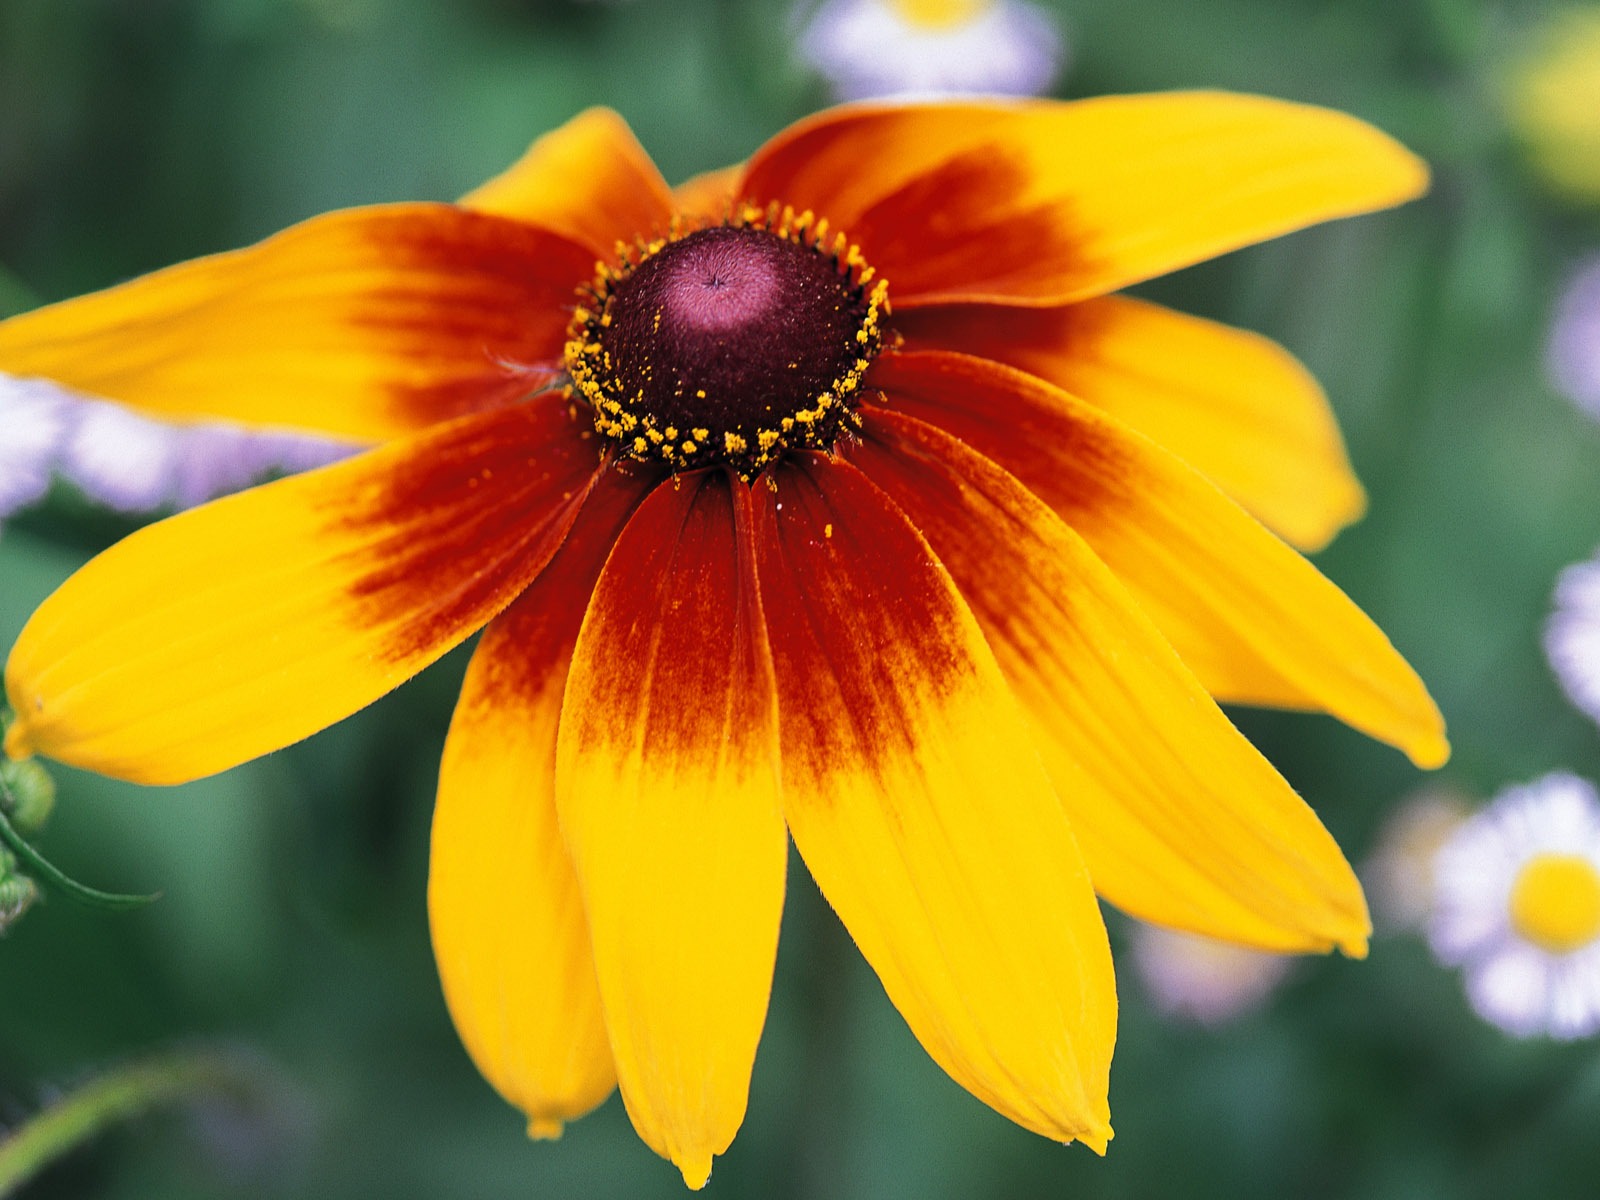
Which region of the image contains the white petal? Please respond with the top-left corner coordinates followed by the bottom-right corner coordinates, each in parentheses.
top-left (1466, 943), bottom-right (1553, 1038)
top-left (1546, 945), bottom-right (1600, 1039)
top-left (59, 401), bottom-right (185, 510)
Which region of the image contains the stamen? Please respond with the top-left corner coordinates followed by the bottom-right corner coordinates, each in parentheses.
top-left (1510, 852), bottom-right (1600, 953)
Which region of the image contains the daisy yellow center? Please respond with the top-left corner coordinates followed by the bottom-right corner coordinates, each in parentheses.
top-left (888, 0), bottom-right (993, 30)
top-left (1509, 853), bottom-right (1600, 954)
top-left (565, 206), bottom-right (888, 478)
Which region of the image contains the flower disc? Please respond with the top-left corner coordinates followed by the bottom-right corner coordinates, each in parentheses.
top-left (566, 218), bottom-right (887, 476)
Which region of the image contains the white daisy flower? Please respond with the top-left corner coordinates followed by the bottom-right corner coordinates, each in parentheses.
top-left (798, 0), bottom-right (1064, 102)
top-left (1429, 773), bottom-right (1600, 1040)
top-left (1546, 552), bottom-right (1600, 726)
top-left (1362, 786), bottom-right (1472, 932)
top-left (1548, 256), bottom-right (1600, 419)
top-left (1129, 925), bottom-right (1292, 1027)
top-left (0, 373), bottom-right (352, 518)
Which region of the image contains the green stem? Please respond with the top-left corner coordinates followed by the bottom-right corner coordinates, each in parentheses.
top-left (0, 792), bottom-right (159, 910)
top-left (0, 1050), bottom-right (253, 1196)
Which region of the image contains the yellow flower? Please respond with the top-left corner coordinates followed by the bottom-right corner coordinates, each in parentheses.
top-left (0, 96), bottom-right (1446, 1187)
top-left (1510, 9), bottom-right (1600, 203)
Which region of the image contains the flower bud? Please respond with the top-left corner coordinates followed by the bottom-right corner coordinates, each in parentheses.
top-left (1, 758), bottom-right (57, 835)
top-left (0, 849), bottom-right (38, 931)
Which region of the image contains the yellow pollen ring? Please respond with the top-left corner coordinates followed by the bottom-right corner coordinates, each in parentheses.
top-left (1509, 852), bottom-right (1600, 954)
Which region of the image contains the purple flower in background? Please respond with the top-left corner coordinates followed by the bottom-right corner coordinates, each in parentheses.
top-left (1, 375), bottom-right (353, 523)
top-left (1549, 256), bottom-right (1600, 419)
top-left (0, 379), bottom-right (71, 517)
top-left (59, 399), bottom-right (352, 513)
top-left (1547, 550), bottom-right (1600, 726)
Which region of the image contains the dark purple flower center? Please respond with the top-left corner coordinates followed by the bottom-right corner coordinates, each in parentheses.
top-left (565, 220), bottom-right (886, 476)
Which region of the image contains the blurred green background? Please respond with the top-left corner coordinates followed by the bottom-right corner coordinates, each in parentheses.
top-left (5, 0), bottom-right (1600, 1196)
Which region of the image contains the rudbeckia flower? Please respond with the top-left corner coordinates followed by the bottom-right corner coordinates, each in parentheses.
top-left (0, 96), bottom-right (1446, 1186)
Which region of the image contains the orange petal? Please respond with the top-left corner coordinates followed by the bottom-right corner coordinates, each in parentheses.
top-left (754, 455), bottom-right (1116, 1150)
top-left (895, 295), bottom-right (1366, 551)
top-left (741, 93), bottom-right (1427, 306)
top-left (0, 205), bottom-right (593, 441)
top-left (874, 349), bottom-right (1447, 768)
top-left (462, 108), bottom-right (675, 258)
top-left (554, 469), bottom-right (785, 1190)
top-left (4, 397), bottom-right (602, 783)
top-left (429, 468), bottom-right (655, 1139)
top-left (670, 164), bottom-right (743, 227)
top-left (851, 411), bottom-right (1369, 954)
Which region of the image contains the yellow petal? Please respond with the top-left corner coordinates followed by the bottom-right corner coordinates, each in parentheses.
top-left (462, 108), bottom-right (675, 257)
top-left (853, 411), bottom-right (1369, 954)
top-left (0, 205), bottom-right (593, 441)
top-left (896, 295), bottom-right (1366, 551)
top-left (429, 470), bottom-right (653, 1137)
top-left (754, 456), bottom-right (1116, 1149)
top-left (876, 349), bottom-right (1448, 768)
top-left (671, 164), bottom-right (743, 226)
top-left (742, 92), bottom-right (1427, 306)
top-left (555, 469), bottom-right (785, 1189)
top-left (4, 399), bottom-right (601, 783)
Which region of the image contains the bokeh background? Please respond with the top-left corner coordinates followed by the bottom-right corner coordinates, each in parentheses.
top-left (4, 0), bottom-right (1600, 1196)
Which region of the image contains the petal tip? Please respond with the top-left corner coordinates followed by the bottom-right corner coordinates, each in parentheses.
top-left (3, 717), bottom-right (33, 763)
top-left (1408, 731), bottom-right (1451, 772)
top-left (1077, 1123), bottom-right (1113, 1156)
top-left (1393, 147), bottom-right (1432, 201)
top-left (1339, 935), bottom-right (1371, 961)
top-left (526, 1117), bottom-right (565, 1141)
top-left (1323, 480), bottom-right (1370, 546)
top-left (1335, 910), bottom-right (1373, 959)
top-left (1332, 110), bottom-right (1430, 206)
top-left (1283, 489), bottom-right (1365, 554)
top-left (677, 1152), bottom-right (713, 1190)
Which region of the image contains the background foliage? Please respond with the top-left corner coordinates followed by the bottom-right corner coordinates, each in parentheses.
top-left (4, 1), bottom-right (1600, 1196)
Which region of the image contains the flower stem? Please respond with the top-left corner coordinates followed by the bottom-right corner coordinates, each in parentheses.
top-left (0, 786), bottom-right (160, 911)
top-left (0, 1050), bottom-right (253, 1196)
